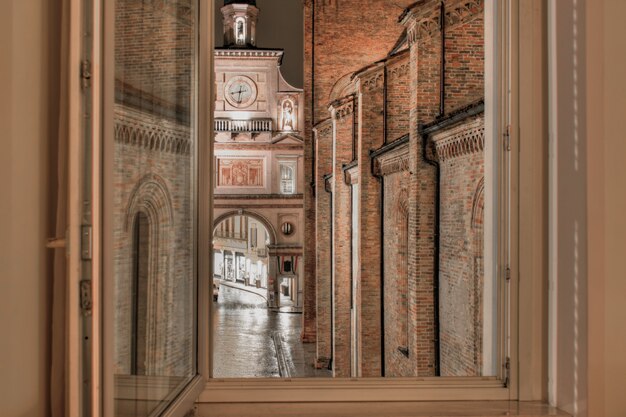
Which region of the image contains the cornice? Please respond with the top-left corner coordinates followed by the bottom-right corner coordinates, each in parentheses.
top-left (431, 116), bottom-right (484, 162)
top-left (371, 137), bottom-right (410, 177)
top-left (402, 0), bottom-right (483, 45)
top-left (214, 49), bottom-right (284, 59)
top-left (342, 161), bottom-right (360, 185)
top-left (114, 105), bottom-right (191, 155)
top-left (313, 119), bottom-right (333, 139)
top-left (329, 95), bottom-right (356, 121)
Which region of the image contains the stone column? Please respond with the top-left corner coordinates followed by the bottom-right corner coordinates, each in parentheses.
top-left (267, 245), bottom-right (280, 308)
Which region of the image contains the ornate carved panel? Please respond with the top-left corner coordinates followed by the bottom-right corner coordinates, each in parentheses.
top-left (217, 158), bottom-right (264, 187)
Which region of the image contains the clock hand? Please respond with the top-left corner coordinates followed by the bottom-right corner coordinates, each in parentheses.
top-left (232, 86), bottom-right (246, 103)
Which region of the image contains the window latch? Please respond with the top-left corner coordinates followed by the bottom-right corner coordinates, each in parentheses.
top-left (81, 60), bottom-right (92, 89)
top-left (80, 280), bottom-right (92, 316)
top-left (81, 225), bottom-right (92, 260)
top-left (503, 125), bottom-right (512, 151)
top-left (504, 356), bottom-right (511, 387)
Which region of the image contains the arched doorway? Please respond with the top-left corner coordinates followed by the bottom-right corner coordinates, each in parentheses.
top-left (212, 211), bottom-right (274, 289)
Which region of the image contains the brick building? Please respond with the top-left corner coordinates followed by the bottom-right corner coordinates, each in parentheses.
top-left (307, 0), bottom-right (487, 377)
top-left (213, 0), bottom-right (306, 309)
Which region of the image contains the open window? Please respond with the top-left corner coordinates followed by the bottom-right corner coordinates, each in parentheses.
top-left (73, 0), bottom-right (548, 414)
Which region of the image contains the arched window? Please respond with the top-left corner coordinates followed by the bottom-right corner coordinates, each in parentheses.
top-left (235, 17), bottom-right (246, 45)
top-left (131, 211), bottom-right (150, 375)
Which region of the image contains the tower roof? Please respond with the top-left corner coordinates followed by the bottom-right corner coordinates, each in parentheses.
top-left (224, 0), bottom-right (256, 5)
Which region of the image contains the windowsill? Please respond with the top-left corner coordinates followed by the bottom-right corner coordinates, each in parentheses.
top-left (213, 193), bottom-right (304, 200)
top-left (196, 400), bottom-right (569, 417)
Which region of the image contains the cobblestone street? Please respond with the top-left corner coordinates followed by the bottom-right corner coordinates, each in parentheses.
top-left (212, 284), bottom-right (331, 378)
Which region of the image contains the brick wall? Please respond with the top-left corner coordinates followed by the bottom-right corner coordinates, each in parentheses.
top-left (386, 54), bottom-right (412, 141)
top-left (406, 8), bottom-right (440, 376)
top-left (314, 120), bottom-right (333, 367)
top-left (115, 0), bottom-right (194, 123)
top-left (434, 117), bottom-right (485, 376)
top-left (330, 97), bottom-right (356, 377)
top-left (383, 169), bottom-right (412, 376)
top-left (113, 105), bottom-right (194, 377)
top-left (355, 68), bottom-right (385, 376)
top-left (302, 0), bottom-right (414, 348)
top-left (402, 0), bottom-right (485, 376)
top-left (309, 0), bottom-right (485, 378)
top-left (113, 0), bottom-right (195, 378)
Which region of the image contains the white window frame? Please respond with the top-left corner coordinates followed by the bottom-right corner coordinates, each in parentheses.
top-left (199, 0), bottom-right (544, 406)
top-left (279, 161), bottom-right (297, 195)
top-left (70, 0), bottom-right (549, 415)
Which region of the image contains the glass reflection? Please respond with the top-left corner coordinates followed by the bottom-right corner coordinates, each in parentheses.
top-left (112, 0), bottom-right (197, 414)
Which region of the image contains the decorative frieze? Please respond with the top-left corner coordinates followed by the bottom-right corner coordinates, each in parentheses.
top-left (330, 96), bottom-right (356, 120)
top-left (388, 61), bottom-right (410, 79)
top-left (361, 72), bottom-right (384, 92)
top-left (404, 0), bottom-right (484, 45)
top-left (372, 140), bottom-right (410, 177)
top-left (214, 49), bottom-right (284, 59)
top-left (431, 117), bottom-right (484, 162)
top-left (114, 105), bottom-right (191, 155)
top-left (313, 119), bottom-right (333, 139)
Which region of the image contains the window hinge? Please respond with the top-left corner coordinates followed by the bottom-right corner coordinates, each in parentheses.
top-left (505, 266), bottom-right (511, 282)
top-left (80, 280), bottom-right (92, 315)
top-left (81, 59), bottom-right (92, 89)
top-left (504, 356), bottom-right (511, 387)
top-left (503, 125), bottom-right (511, 151)
top-left (81, 225), bottom-right (92, 260)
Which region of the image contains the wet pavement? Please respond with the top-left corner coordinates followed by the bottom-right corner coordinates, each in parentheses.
top-left (212, 284), bottom-right (331, 378)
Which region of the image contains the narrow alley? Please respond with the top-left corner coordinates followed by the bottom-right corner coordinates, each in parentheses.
top-left (211, 284), bottom-right (330, 378)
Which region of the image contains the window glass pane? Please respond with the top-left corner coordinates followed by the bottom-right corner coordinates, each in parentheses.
top-left (111, 0), bottom-right (198, 414)
top-left (210, 0), bottom-right (498, 380)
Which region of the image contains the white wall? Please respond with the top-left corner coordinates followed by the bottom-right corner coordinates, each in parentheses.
top-left (553, 0), bottom-right (626, 415)
top-left (588, 0), bottom-right (626, 415)
top-left (0, 0), bottom-right (61, 415)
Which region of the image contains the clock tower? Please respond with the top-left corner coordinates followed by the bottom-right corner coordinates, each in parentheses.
top-left (213, 1), bottom-right (305, 310)
top-left (221, 0), bottom-right (259, 48)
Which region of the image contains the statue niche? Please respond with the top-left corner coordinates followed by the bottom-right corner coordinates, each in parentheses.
top-left (280, 99), bottom-right (296, 131)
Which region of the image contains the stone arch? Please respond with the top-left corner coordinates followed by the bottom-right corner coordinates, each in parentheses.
top-left (394, 186), bottom-right (410, 355)
top-left (470, 177), bottom-right (485, 373)
top-left (471, 177), bottom-right (484, 230)
top-left (123, 174), bottom-right (175, 375)
top-left (213, 210), bottom-right (278, 245)
top-left (125, 174), bottom-right (174, 231)
top-left (328, 71), bottom-right (356, 102)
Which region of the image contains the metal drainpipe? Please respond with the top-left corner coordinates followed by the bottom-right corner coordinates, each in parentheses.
top-left (420, 130), bottom-right (441, 377)
top-left (323, 175), bottom-right (334, 370)
top-left (383, 64), bottom-right (388, 145)
top-left (310, 0), bottom-right (317, 195)
top-left (439, 0), bottom-right (446, 118)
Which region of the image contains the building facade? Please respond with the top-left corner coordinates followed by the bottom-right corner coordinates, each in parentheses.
top-left (213, 0), bottom-right (306, 309)
top-left (306, 0), bottom-right (486, 377)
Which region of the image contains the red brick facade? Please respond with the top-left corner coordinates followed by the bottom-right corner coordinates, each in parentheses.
top-left (308, 0), bottom-right (486, 377)
top-left (302, 0), bottom-right (415, 344)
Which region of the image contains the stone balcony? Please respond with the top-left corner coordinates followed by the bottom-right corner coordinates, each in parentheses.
top-left (215, 118), bottom-right (273, 133)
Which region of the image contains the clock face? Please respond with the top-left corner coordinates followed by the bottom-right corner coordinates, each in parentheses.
top-left (224, 76), bottom-right (257, 108)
